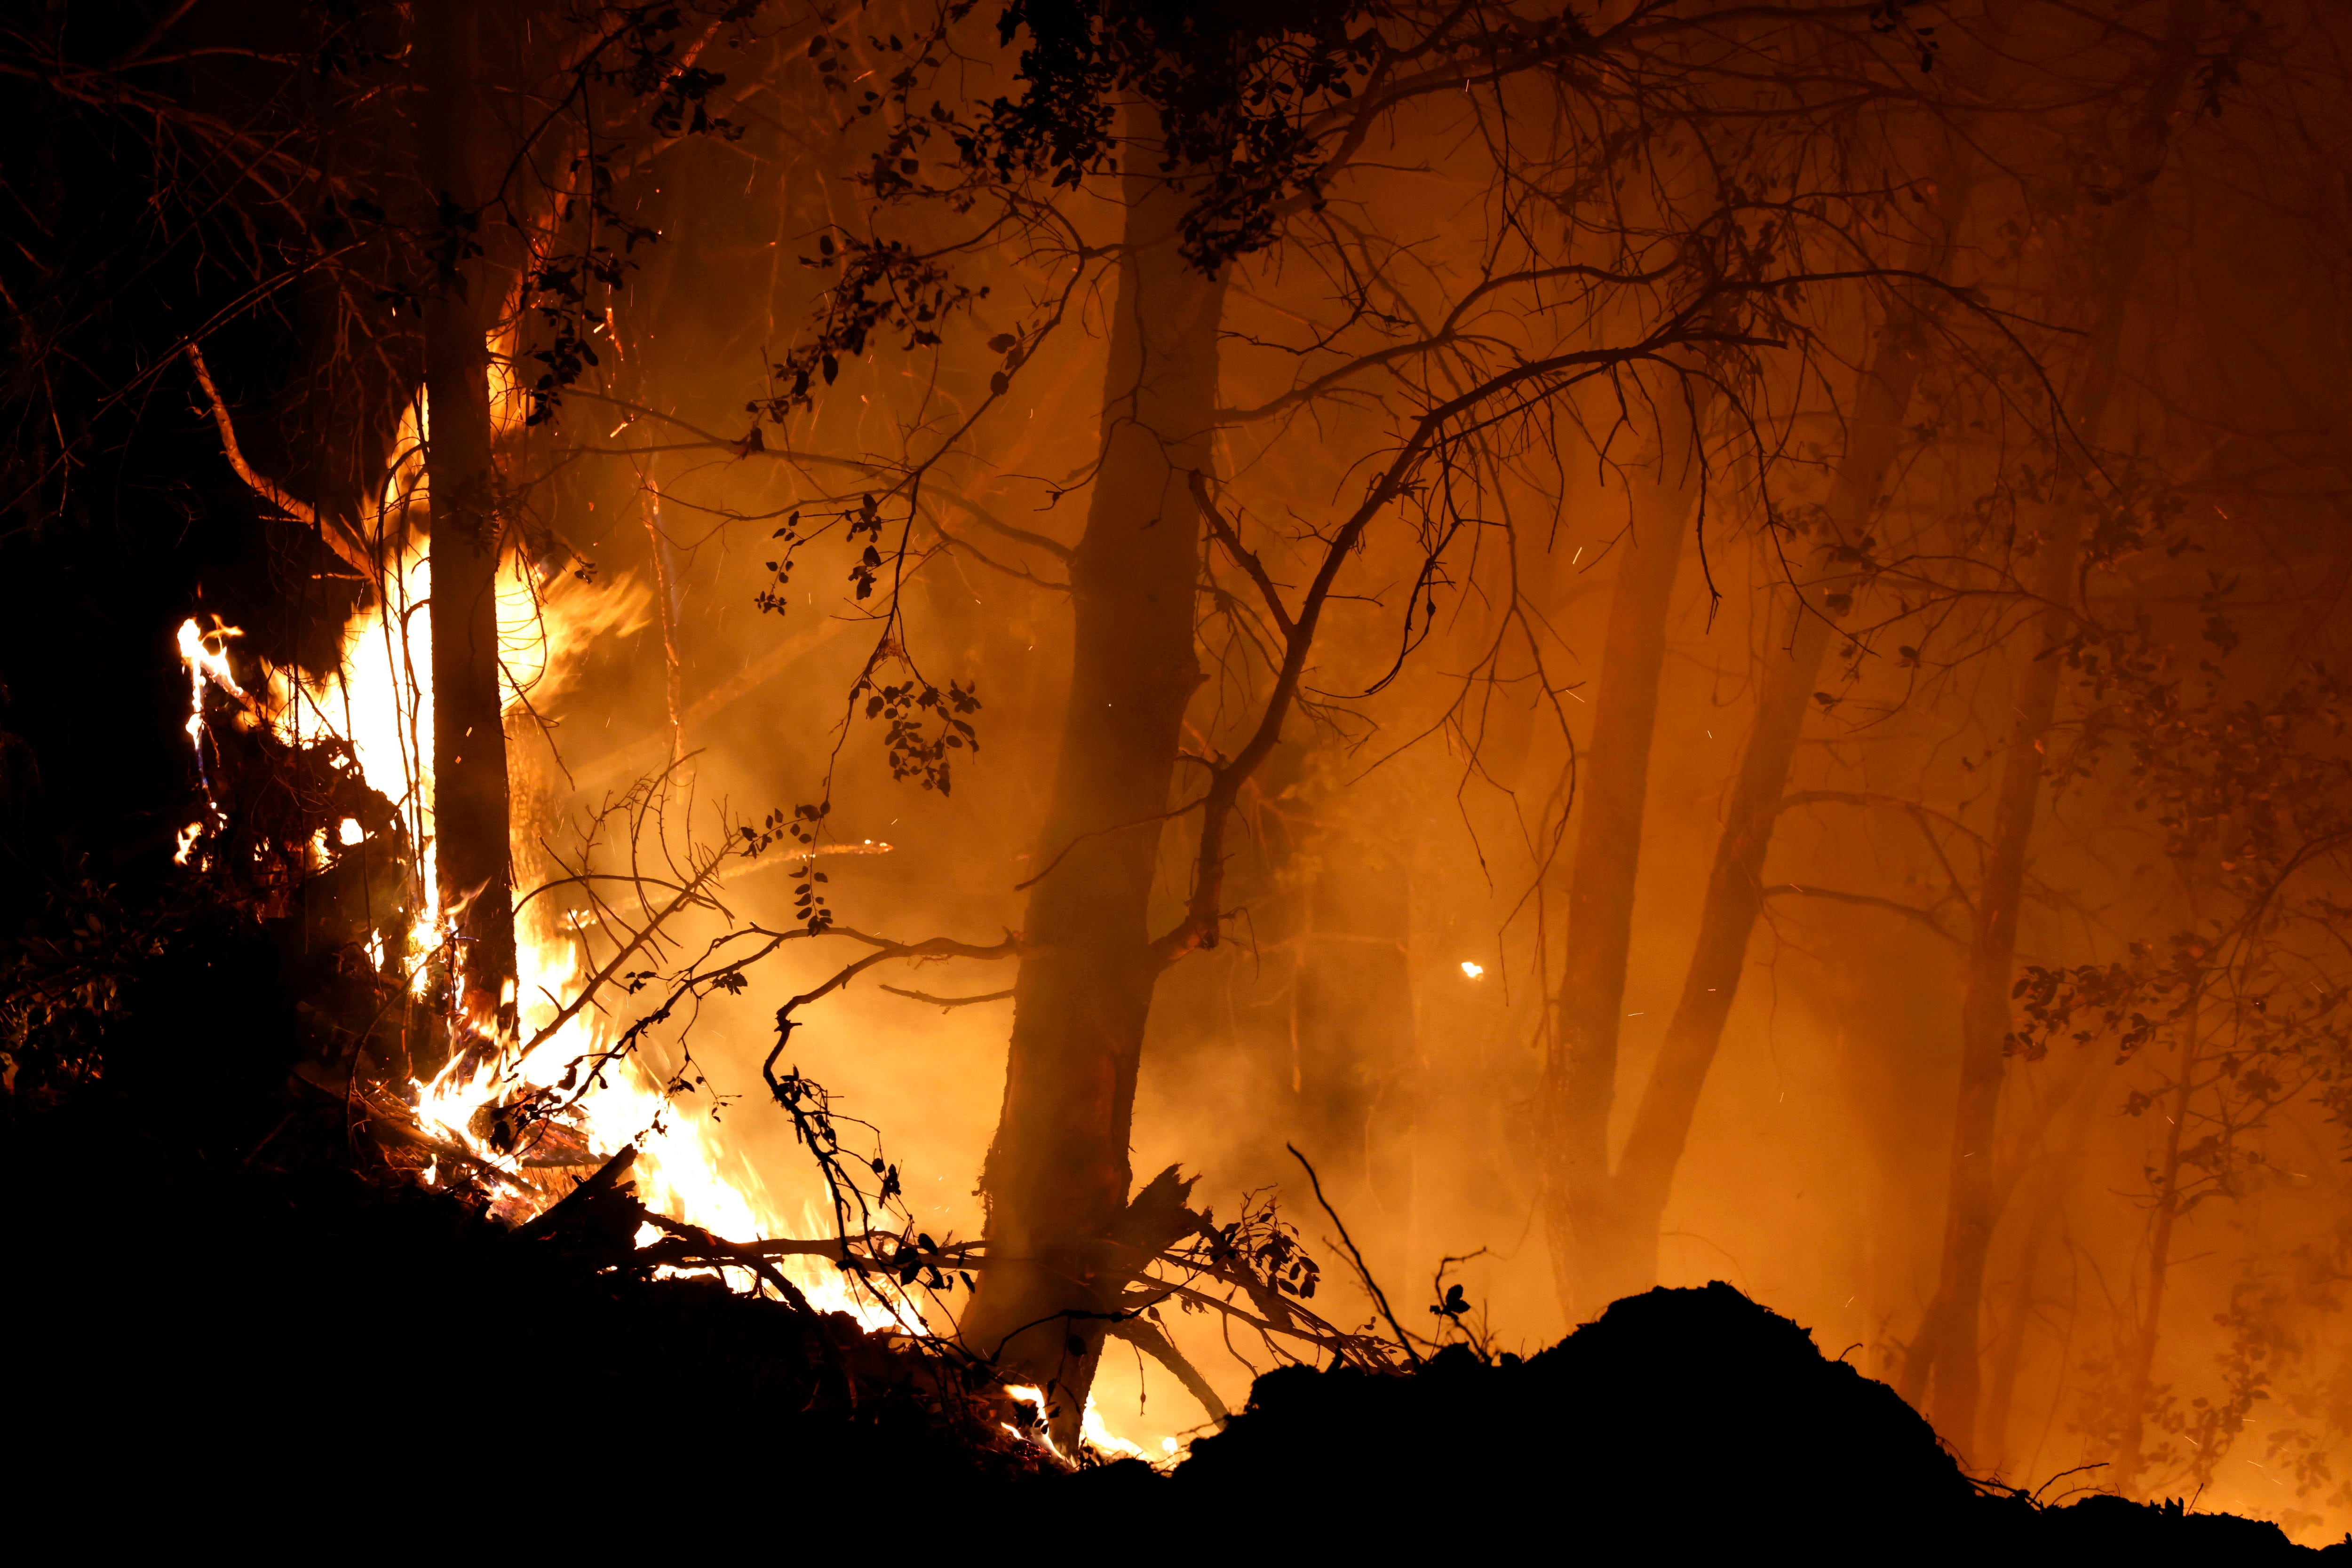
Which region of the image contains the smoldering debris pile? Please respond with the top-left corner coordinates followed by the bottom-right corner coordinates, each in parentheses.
top-left (1085, 1283), bottom-right (2343, 1557)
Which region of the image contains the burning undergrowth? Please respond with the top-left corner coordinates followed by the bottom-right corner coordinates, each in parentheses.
top-left (0, 592), bottom-right (1360, 1484)
top-left (6, 693), bottom-right (2345, 1547)
top-left (0, 814), bottom-right (1039, 1493)
top-left (4, 583), bottom-right (2341, 1549)
top-left (2, 447), bottom-right (2337, 1539)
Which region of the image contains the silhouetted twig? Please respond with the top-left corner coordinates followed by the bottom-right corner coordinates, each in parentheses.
top-left (1288, 1142), bottom-right (1422, 1366)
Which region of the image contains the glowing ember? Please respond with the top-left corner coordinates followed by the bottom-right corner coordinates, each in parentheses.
top-left (1460, 960), bottom-right (1484, 980)
top-left (175, 617), bottom-right (248, 836)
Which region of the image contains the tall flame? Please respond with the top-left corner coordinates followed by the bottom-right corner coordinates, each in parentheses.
top-left (167, 357), bottom-right (899, 1328)
top-left (169, 356), bottom-right (1183, 1454)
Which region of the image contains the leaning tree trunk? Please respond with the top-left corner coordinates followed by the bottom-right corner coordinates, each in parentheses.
top-left (1979, 1046), bottom-right (2111, 1469)
top-left (2112, 995), bottom-right (2204, 1491)
top-left (1539, 375), bottom-right (1701, 1324)
top-left (962, 117), bottom-right (1225, 1440)
top-left (415, 0), bottom-right (516, 1037)
top-left (1590, 272), bottom-right (1942, 1305)
top-left (1907, 1), bottom-right (2200, 1457)
top-left (1578, 4), bottom-right (2023, 1311)
top-left (1910, 497), bottom-right (2085, 1453)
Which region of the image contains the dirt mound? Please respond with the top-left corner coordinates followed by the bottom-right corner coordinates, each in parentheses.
top-left (1076, 1282), bottom-right (2333, 1556)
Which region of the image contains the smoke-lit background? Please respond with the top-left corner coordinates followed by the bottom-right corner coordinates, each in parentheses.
top-left (8, 0), bottom-right (2352, 1540)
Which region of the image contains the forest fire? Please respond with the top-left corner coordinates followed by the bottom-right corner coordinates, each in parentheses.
top-left (175, 513), bottom-right (924, 1333)
top-left (15, 0), bottom-right (2352, 1548)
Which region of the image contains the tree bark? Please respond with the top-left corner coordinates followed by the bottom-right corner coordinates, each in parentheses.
top-left (644, 475), bottom-right (687, 770)
top-left (1906, 1), bottom-right (2201, 1456)
top-left (1539, 378), bottom-right (1700, 1324)
top-left (415, 0), bottom-right (516, 1037)
top-left (961, 114), bottom-right (1224, 1441)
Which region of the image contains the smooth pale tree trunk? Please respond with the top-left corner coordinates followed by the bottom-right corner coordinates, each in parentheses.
top-left (1560, 4), bottom-right (2024, 1318)
top-left (963, 116), bottom-right (1225, 1440)
top-left (644, 476), bottom-right (687, 768)
top-left (1907, 2), bottom-right (2200, 1457)
top-left (415, 0), bottom-right (516, 1037)
top-left (1540, 376), bottom-right (1701, 1323)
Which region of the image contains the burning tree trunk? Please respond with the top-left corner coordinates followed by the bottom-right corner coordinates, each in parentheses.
top-left (961, 116), bottom-right (1225, 1429)
top-left (1541, 378), bottom-right (1700, 1323)
top-left (415, 0), bottom-right (516, 1035)
top-left (1903, 2), bottom-right (2200, 1457)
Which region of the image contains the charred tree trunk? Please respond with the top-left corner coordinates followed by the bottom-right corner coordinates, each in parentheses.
top-left (1906, 4), bottom-right (2199, 1456)
top-left (962, 119), bottom-right (1224, 1436)
top-left (1539, 377), bottom-right (1700, 1324)
top-left (415, 0), bottom-right (516, 1036)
